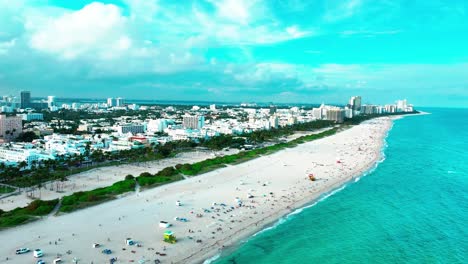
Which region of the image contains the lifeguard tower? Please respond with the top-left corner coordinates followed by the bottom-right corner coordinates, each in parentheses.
top-left (163, 230), bottom-right (177, 244)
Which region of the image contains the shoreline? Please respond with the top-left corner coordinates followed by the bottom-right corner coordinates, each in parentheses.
top-left (190, 118), bottom-right (396, 264)
top-left (0, 116), bottom-right (401, 264)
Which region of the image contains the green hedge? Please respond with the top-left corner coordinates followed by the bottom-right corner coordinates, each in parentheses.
top-left (136, 166), bottom-right (182, 188)
top-left (0, 199), bottom-right (59, 229)
top-left (59, 179), bottom-right (136, 213)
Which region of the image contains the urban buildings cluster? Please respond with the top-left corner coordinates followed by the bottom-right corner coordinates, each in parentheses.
top-left (0, 91), bottom-right (414, 168)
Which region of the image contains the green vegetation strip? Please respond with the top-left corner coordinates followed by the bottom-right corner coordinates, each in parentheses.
top-left (59, 179), bottom-right (136, 213)
top-left (0, 186), bottom-right (15, 194)
top-left (0, 199), bottom-right (58, 229)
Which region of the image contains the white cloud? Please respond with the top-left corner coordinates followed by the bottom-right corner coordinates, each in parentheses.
top-left (0, 38), bottom-right (16, 55)
top-left (286, 25), bottom-right (310, 38)
top-left (324, 0), bottom-right (362, 22)
top-left (341, 29), bottom-right (402, 36)
top-left (27, 2), bottom-right (132, 60)
top-left (210, 0), bottom-right (251, 24)
top-left (123, 0), bottom-right (159, 22)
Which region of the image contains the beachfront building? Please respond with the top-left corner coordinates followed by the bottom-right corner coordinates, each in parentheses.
top-left (0, 145), bottom-right (55, 168)
top-left (0, 114), bottom-right (23, 143)
top-left (395, 99), bottom-right (414, 112)
top-left (0, 148), bottom-right (39, 168)
top-left (361, 105), bottom-right (379, 114)
top-left (396, 99), bottom-right (407, 112)
top-left (385, 104), bottom-right (397, 113)
top-left (349, 96), bottom-right (362, 112)
top-left (312, 107), bottom-right (324, 120)
top-left (326, 108), bottom-right (345, 123)
top-left (344, 107), bottom-right (353, 118)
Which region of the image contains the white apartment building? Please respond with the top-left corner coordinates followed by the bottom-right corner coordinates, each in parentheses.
top-left (147, 119), bottom-right (168, 133)
top-left (0, 114), bottom-right (23, 142)
top-left (183, 115), bottom-right (205, 129)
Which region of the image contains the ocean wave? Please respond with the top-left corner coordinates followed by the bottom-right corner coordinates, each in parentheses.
top-left (252, 217), bottom-right (287, 237)
top-left (252, 184), bottom-right (348, 238)
top-left (203, 253), bottom-right (221, 264)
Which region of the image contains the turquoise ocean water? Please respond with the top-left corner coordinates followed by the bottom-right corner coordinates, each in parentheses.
top-left (214, 108), bottom-right (467, 264)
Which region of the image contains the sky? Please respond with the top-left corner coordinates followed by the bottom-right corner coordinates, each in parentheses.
top-left (0, 0), bottom-right (467, 107)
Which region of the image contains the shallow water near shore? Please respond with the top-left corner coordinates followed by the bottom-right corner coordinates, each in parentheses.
top-left (213, 108), bottom-right (468, 264)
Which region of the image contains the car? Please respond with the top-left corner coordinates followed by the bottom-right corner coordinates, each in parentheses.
top-left (15, 248), bottom-right (30, 254)
top-left (33, 249), bottom-right (43, 258)
top-left (37, 260), bottom-right (45, 264)
top-left (102, 249), bottom-right (112, 254)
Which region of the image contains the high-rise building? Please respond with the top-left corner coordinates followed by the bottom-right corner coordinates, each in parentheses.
top-left (361, 105), bottom-right (378, 114)
top-left (349, 96), bottom-right (362, 111)
top-left (183, 115), bottom-right (205, 129)
top-left (269, 105), bottom-right (277, 114)
top-left (116, 97), bottom-right (125, 107)
top-left (326, 108), bottom-right (345, 123)
top-left (47, 96), bottom-right (56, 108)
top-left (385, 104), bottom-right (396, 113)
top-left (312, 108), bottom-right (323, 120)
top-left (0, 114), bottom-right (23, 142)
top-left (396, 99), bottom-right (407, 112)
top-left (147, 119), bottom-right (168, 133)
top-left (20, 91), bottom-right (31, 109)
top-left (269, 115), bottom-right (279, 129)
top-left (107, 98), bottom-right (116, 107)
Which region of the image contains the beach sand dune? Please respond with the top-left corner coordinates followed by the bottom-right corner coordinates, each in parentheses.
top-left (0, 117), bottom-right (393, 264)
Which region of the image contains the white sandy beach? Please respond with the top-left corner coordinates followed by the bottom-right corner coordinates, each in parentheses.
top-left (0, 117), bottom-right (394, 264)
top-left (0, 150), bottom-right (239, 211)
top-left (0, 129), bottom-right (331, 211)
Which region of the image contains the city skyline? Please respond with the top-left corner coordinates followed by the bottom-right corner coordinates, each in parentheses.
top-left (0, 0), bottom-right (467, 107)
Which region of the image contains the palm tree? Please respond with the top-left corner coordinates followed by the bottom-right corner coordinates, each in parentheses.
top-left (37, 182), bottom-right (43, 199)
top-left (31, 160), bottom-right (38, 170)
top-left (18, 161), bottom-right (28, 171)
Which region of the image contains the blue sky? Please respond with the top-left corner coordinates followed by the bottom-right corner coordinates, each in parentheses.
top-left (0, 0), bottom-right (467, 107)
